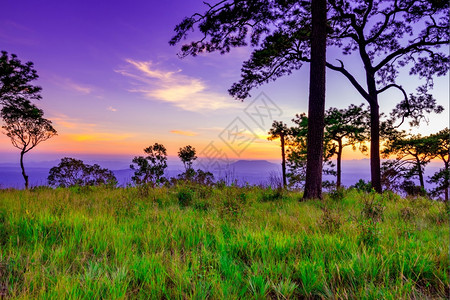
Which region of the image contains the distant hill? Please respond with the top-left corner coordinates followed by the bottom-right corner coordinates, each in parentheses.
top-left (0, 159), bottom-right (442, 189)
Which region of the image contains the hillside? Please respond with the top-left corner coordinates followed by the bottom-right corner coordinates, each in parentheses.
top-left (0, 186), bottom-right (448, 299)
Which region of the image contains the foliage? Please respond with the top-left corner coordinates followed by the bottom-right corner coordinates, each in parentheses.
top-left (0, 51), bottom-right (41, 108)
top-left (286, 113), bottom-right (336, 189)
top-left (0, 187), bottom-right (448, 298)
top-left (383, 133), bottom-right (436, 190)
top-left (131, 143), bottom-right (168, 186)
top-left (1, 102), bottom-right (56, 152)
top-left (171, 0), bottom-right (449, 193)
top-left (178, 145), bottom-right (197, 171)
top-left (48, 157), bottom-right (117, 188)
top-left (324, 104), bottom-right (369, 153)
top-left (428, 169), bottom-right (450, 200)
top-left (428, 128), bottom-right (450, 201)
top-left (1, 101), bottom-right (57, 189)
top-left (173, 168), bottom-right (215, 186)
top-left (351, 179), bottom-right (372, 193)
top-left (177, 187), bottom-right (194, 207)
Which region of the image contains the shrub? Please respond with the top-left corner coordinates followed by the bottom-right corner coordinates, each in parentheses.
top-left (259, 187), bottom-right (285, 202)
top-left (361, 193), bottom-right (385, 223)
top-left (319, 207), bottom-right (341, 233)
top-left (177, 188), bottom-right (194, 207)
top-left (328, 188), bottom-right (345, 201)
top-left (351, 179), bottom-right (372, 193)
top-left (358, 219), bottom-right (379, 246)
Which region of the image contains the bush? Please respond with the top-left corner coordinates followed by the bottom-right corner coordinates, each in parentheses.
top-left (319, 207), bottom-right (341, 233)
top-left (358, 219), bottom-right (379, 246)
top-left (361, 193), bottom-right (385, 223)
top-left (351, 179), bottom-right (372, 193)
top-left (328, 188), bottom-right (345, 201)
top-left (259, 187), bottom-right (285, 202)
top-left (177, 188), bottom-right (194, 207)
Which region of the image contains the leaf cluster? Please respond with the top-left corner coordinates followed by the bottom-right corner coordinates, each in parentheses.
top-left (48, 157), bottom-right (117, 188)
top-left (131, 143), bottom-right (168, 186)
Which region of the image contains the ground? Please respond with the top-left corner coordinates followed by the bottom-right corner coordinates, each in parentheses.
top-left (0, 185), bottom-right (448, 299)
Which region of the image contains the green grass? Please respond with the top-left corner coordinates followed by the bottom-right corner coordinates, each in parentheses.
top-left (0, 185), bottom-right (448, 299)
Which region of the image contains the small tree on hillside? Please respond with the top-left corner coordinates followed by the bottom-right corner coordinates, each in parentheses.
top-left (287, 113), bottom-right (336, 189)
top-left (268, 120), bottom-right (289, 188)
top-left (48, 157), bottom-right (117, 188)
top-left (428, 128), bottom-right (449, 201)
top-left (131, 143), bottom-right (168, 186)
top-left (178, 145), bottom-right (197, 172)
top-left (1, 102), bottom-right (57, 189)
top-left (382, 134), bottom-right (435, 192)
top-left (325, 104), bottom-right (369, 188)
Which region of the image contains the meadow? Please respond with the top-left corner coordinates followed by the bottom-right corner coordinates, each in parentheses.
top-left (0, 185), bottom-right (448, 299)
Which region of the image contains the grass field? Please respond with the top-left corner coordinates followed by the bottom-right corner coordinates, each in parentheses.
top-left (0, 185), bottom-right (448, 299)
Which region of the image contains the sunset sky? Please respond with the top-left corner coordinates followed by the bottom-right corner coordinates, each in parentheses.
top-left (0, 0), bottom-right (449, 164)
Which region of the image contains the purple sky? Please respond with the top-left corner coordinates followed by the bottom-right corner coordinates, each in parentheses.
top-left (0, 0), bottom-right (448, 164)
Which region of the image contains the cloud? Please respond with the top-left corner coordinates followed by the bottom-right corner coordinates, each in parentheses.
top-left (116, 59), bottom-right (240, 112)
top-left (49, 76), bottom-right (93, 95)
top-left (66, 133), bottom-right (132, 142)
top-left (107, 106), bottom-right (117, 112)
top-left (50, 114), bottom-right (135, 142)
top-left (170, 130), bottom-right (198, 137)
top-left (51, 115), bottom-right (97, 130)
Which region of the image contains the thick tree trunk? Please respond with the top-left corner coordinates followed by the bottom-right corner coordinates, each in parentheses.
top-left (336, 140), bottom-right (342, 188)
top-left (20, 151), bottom-right (29, 189)
top-left (281, 133), bottom-right (287, 188)
top-left (369, 99), bottom-right (382, 193)
top-left (303, 0), bottom-right (327, 200)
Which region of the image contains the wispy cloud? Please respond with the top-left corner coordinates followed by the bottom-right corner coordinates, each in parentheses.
top-left (50, 114), bottom-right (134, 143)
top-left (51, 114), bottom-right (97, 130)
top-left (170, 130), bottom-right (198, 137)
top-left (49, 76), bottom-right (93, 95)
top-left (107, 106), bottom-right (117, 112)
top-left (116, 59), bottom-right (240, 112)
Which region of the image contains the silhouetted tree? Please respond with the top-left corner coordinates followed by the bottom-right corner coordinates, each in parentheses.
top-left (428, 128), bottom-right (449, 201)
top-left (171, 1), bottom-right (449, 193)
top-left (325, 104), bottom-right (369, 188)
top-left (131, 143), bottom-right (168, 186)
top-left (178, 145), bottom-right (197, 172)
top-left (0, 51), bottom-right (41, 109)
top-left (1, 102), bottom-right (56, 189)
top-left (383, 134), bottom-right (435, 191)
top-left (268, 121), bottom-right (289, 188)
top-left (287, 113), bottom-right (336, 190)
top-left (48, 157), bottom-right (117, 188)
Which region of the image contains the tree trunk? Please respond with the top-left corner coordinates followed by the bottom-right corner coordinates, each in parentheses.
top-left (444, 161), bottom-right (449, 202)
top-left (336, 139), bottom-right (342, 188)
top-left (369, 100), bottom-right (382, 193)
top-left (416, 157), bottom-right (425, 189)
top-left (303, 0), bottom-right (327, 200)
top-left (281, 133), bottom-right (287, 188)
top-left (20, 151), bottom-right (29, 189)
